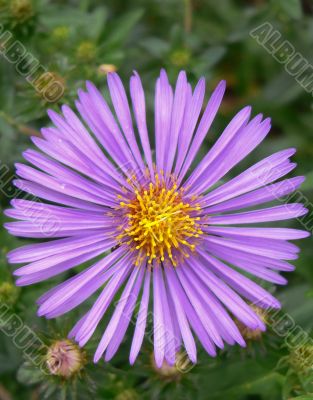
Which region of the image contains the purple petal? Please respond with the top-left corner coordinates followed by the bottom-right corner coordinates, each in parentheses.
top-left (155, 69), bottom-right (173, 173)
top-left (130, 71), bottom-right (154, 177)
top-left (94, 266), bottom-right (143, 362)
top-left (178, 80), bottom-right (226, 181)
top-left (209, 204), bottom-right (308, 225)
top-left (204, 226), bottom-right (310, 241)
top-left (165, 267), bottom-right (197, 363)
top-left (153, 265), bottom-right (166, 368)
top-left (174, 78), bottom-right (205, 176)
top-left (201, 148), bottom-right (296, 207)
top-left (184, 105), bottom-right (251, 190)
top-left (129, 268), bottom-right (151, 365)
top-left (106, 73), bottom-right (146, 176)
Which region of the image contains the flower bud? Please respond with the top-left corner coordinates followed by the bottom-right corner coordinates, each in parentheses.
top-left (0, 282), bottom-right (20, 306)
top-left (289, 343), bottom-right (313, 375)
top-left (116, 389), bottom-right (138, 400)
top-left (46, 339), bottom-right (85, 379)
top-left (10, 0), bottom-right (34, 24)
top-left (170, 49), bottom-right (191, 67)
top-left (51, 26), bottom-right (70, 42)
top-left (151, 353), bottom-right (184, 381)
top-left (236, 305), bottom-right (268, 341)
top-left (76, 41), bottom-right (97, 62)
top-left (98, 64), bottom-right (117, 76)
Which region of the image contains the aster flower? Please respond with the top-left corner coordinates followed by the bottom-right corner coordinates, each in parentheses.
top-left (4, 70), bottom-right (309, 367)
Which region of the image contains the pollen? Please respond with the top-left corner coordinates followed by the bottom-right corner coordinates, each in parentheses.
top-left (116, 174), bottom-right (203, 267)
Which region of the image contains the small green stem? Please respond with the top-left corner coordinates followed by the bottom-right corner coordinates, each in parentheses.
top-left (0, 111), bottom-right (41, 137)
top-left (184, 0), bottom-right (192, 33)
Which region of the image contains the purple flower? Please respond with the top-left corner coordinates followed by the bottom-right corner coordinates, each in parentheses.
top-left (4, 70), bottom-right (309, 367)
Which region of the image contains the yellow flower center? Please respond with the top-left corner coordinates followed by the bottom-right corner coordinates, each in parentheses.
top-left (117, 174), bottom-right (203, 266)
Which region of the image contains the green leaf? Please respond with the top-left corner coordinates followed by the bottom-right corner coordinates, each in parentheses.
top-left (197, 357), bottom-right (283, 399)
top-left (17, 362), bottom-right (43, 386)
top-left (103, 9), bottom-right (144, 48)
top-left (301, 171), bottom-right (313, 191)
top-left (0, 334), bottom-right (21, 374)
top-left (140, 38), bottom-right (170, 58)
top-left (39, 5), bottom-right (89, 28)
top-left (278, 0), bottom-right (302, 20)
top-left (202, 46), bottom-right (226, 67)
top-left (84, 7), bottom-right (108, 40)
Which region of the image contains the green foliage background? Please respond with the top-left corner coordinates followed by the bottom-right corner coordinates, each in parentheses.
top-left (1, 0), bottom-right (313, 399)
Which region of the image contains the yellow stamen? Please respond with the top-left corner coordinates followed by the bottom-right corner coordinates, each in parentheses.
top-left (116, 174), bottom-right (202, 266)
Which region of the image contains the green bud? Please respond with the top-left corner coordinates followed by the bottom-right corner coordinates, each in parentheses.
top-left (51, 26), bottom-right (70, 42)
top-left (0, 282), bottom-right (20, 306)
top-left (76, 41), bottom-right (97, 62)
top-left (289, 343), bottom-right (313, 375)
top-left (9, 0), bottom-right (34, 24)
top-left (115, 389), bottom-right (139, 400)
top-left (170, 49), bottom-right (191, 67)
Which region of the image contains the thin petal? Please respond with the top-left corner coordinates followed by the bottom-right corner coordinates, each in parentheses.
top-left (129, 268), bottom-right (151, 364)
top-left (209, 204), bottom-right (308, 225)
top-left (178, 80), bottom-right (226, 180)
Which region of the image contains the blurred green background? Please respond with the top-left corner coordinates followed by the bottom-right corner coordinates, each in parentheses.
top-left (1, 0), bottom-right (313, 399)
